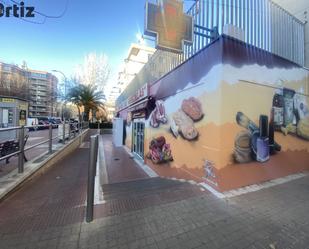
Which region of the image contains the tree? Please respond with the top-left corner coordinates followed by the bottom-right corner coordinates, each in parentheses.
top-left (66, 77), bottom-right (83, 121)
top-left (74, 52), bottom-right (110, 92)
top-left (95, 106), bottom-right (108, 122)
top-left (67, 83), bottom-right (105, 122)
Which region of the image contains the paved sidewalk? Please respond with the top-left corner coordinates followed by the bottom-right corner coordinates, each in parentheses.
top-left (102, 134), bottom-right (149, 184)
top-left (0, 129), bottom-right (308, 249)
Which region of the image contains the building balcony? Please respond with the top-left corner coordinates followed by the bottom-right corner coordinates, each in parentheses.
top-left (30, 81), bottom-right (48, 87)
top-left (29, 86), bottom-right (48, 92)
top-left (30, 103), bottom-right (50, 107)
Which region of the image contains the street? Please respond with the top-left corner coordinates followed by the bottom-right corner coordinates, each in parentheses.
top-left (0, 128), bottom-right (60, 178)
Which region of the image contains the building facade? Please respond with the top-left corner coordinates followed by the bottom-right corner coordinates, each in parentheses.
top-left (272, 0), bottom-right (309, 68)
top-left (0, 62), bottom-right (58, 119)
top-left (0, 62), bottom-right (28, 100)
top-left (118, 43), bottom-right (156, 91)
top-left (115, 0), bottom-right (309, 192)
top-left (106, 43), bottom-right (155, 117)
top-left (28, 70), bottom-right (58, 118)
top-left (0, 96), bottom-right (28, 141)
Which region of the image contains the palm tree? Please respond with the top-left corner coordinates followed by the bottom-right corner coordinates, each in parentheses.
top-left (67, 84), bottom-right (105, 122)
top-left (67, 84), bottom-right (83, 122)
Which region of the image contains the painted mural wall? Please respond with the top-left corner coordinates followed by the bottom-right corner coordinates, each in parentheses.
top-left (218, 64), bottom-right (309, 191)
top-left (121, 36), bottom-right (309, 192)
top-left (144, 63), bottom-right (224, 186)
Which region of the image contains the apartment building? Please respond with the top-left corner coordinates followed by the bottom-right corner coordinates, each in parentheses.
top-left (119, 43), bottom-right (156, 89)
top-left (28, 70), bottom-right (58, 118)
top-left (106, 43), bottom-right (155, 115)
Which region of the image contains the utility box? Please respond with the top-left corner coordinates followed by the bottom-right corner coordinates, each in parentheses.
top-left (112, 118), bottom-right (124, 147)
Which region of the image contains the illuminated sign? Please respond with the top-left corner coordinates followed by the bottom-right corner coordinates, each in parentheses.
top-left (145, 0), bottom-right (193, 53)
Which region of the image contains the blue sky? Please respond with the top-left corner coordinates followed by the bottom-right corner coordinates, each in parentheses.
top-left (0, 0), bottom-right (194, 83)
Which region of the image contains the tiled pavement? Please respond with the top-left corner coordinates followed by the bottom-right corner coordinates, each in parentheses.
top-left (0, 130), bottom-right (309, 249)
top-left (102, 134), bottom-right (149, 184)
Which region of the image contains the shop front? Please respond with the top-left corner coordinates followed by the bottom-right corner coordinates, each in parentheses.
top-left (117, 35), bottom-right (309, 192)
top-left (0, 96), bottom-right (28, 141)
top-left (132, 119), bottom-right (145, 159)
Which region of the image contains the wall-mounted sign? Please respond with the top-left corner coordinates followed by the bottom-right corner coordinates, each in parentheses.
top-left (128, 84), bottom-right (148, 106)
top-left (116, 84), bottom-right (149, 112)
top-left (0, 98), bottom-right (15, 103)
top-left (19, 104), bottom-right (28, 110)
top-left (145, 0), bottom-right (193, 53)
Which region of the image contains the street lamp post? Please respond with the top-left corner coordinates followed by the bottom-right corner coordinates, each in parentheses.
top-left (52, 70), bottom-right (67, 121)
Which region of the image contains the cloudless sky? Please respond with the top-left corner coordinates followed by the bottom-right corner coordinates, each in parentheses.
top-left (0, 0), bottom-right (194, 85)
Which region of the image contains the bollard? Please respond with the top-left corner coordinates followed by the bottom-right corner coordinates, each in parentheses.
top-left (86, 135), bottom-right (98, 223)
top-left (18, 126), bottom-right (25, 173)
top-left (62, 119), bottom-right (66, 144)
top-left (49, 124), bottom-right (53, 154)
top-left (94, 134), bottom-right (99, 176)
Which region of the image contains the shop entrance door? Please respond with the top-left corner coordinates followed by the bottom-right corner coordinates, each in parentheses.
top-left (132, 121), bottom-right (145, 159)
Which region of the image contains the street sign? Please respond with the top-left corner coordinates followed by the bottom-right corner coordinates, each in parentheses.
top-left (145, 0), bottom-right (193, 53)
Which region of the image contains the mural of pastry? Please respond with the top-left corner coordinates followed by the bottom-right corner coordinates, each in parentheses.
top-left (234, 130), bottom-right (252, 163)
top-left (149, 100), bottom-right (168, 128)
top-left (147, 136), bottom-right (173, 164)
top-left (181, 97), bottom-right (203, 121)
top-left (172, 110), bottom-right (198, 140)
top-left (170, 118), bottom-right (179, 138)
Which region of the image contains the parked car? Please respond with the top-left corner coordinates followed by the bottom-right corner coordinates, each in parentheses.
top-left (53, 117), bottom-right (62, 124)
top-left (48, 117), bottom-right (62, 128)
top-left (37, 117), bottom-right (50, 129)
